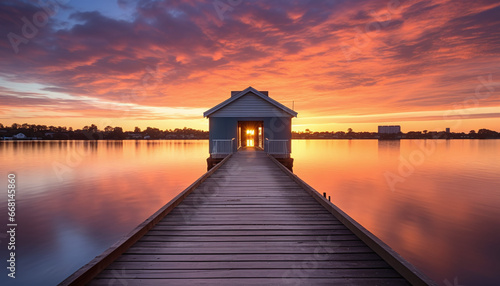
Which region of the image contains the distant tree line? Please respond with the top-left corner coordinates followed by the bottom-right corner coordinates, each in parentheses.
top-left (292, 128), bottom-right (500, 139)
top-left (1, 123), bottom-right (499, 140)
top-left (0, 123), bottom-right (208, 140)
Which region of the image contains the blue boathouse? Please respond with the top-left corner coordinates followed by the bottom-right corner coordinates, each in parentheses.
top-left (204, 86), bottom-right (297, 169)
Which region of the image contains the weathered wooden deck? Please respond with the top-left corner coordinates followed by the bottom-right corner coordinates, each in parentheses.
top-left (61, 148), bottom-right (434, 286)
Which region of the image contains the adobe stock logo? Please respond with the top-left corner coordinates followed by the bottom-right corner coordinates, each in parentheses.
top-left (213, 0), bottom-right (243, 21)
top-left (7, 0), bottom-right (70, 54)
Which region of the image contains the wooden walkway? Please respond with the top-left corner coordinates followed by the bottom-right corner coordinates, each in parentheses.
top-left (61, 149), bottom-right (434, 285)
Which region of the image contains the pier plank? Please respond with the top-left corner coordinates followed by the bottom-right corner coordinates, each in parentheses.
top-left (140, 234), bottom-right (360, 242)
top-left (89, 278), bottom-right (410, 286)
top-left (95, 268), bottom-right (403, 279)
top-left (106, 260), bottom-right (391, 270)
top-left (114, 253), bottom-right (384, 262)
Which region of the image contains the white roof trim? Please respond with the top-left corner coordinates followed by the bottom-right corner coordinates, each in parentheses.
top-left (203, 86), bottom-right (298, 118)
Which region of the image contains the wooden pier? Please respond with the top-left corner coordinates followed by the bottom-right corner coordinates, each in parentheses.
top-left (60, 148), bottom-right (435, 285)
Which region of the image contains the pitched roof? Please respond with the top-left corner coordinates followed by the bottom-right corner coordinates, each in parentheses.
top-left (203, 86), bottom-right (298, 118)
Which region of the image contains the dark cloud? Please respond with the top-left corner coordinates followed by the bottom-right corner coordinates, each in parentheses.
top-left (385, 2), bottom-right (500, 62)
top-left (444, 5), bottom-right (500, 55)
top-left (390, 34), bottom-right (436, 60)
top-left (117, 0), bottom-right (137, 9)
top-left (0, 87), bottom-right (55, 106)
top-left (352, 10), bottom-right (371, 21)
top-left (281, 41), bottom-right (303, 54)
top-left (402, 0), bottom-right (441, 19)
top-left (313, 74), bottom-right (378, 91)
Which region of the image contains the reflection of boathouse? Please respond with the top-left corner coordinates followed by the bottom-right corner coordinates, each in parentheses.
top-left (204, 86), bottom-right (297, 169)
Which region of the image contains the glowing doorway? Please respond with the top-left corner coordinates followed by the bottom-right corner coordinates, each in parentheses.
top-left (246, 129), bottom-right (255, 147)
top-left (237, 121), bottom-right (263, 149)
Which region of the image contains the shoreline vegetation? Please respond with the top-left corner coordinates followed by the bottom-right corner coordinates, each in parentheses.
top-left (1, 123), bottom-right (499, 140)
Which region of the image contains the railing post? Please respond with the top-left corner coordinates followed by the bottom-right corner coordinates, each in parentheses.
top-left (265, 139), bottom-right (290, 158)
top-left (211, 139), bottom-right (236, 158)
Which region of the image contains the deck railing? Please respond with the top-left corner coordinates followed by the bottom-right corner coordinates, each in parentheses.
top-left (265, 138), bottom-right (289, 158)
top-left (211, 138), bottom-right (235, 158)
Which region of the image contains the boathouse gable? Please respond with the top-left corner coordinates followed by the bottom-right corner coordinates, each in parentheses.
top-left (204, 87), bottom-right (296, 118)
top-left (206, 92), bottom-right (292, 118)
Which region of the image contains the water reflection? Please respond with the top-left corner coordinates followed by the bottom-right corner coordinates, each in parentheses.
top-left (292, 139), bottom-right (500, 286)
top-left (0, 140), bottom-right (208, 286)
top-left (377, 139), bottom-right (400, 156)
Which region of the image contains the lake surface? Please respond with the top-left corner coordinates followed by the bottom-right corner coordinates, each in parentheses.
top-left (0, 139), bottom-right (499, 285)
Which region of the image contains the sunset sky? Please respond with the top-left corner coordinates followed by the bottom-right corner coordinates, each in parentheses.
top-left (1, 0), bottom-right (499, 132)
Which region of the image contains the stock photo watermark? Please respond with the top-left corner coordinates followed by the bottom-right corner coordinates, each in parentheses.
top-left (213, 0), bottom-right (243, 21)
top-left (52, 142), bottom-right (93, 181)
top-left (281, 235), bottom-right (336, 285)
top-left (107, 267), bottom-right (136, 286)
top-left (384, 73), bottom-right (497, 192)
top-left (178, 157), bottom-right (245, 223)
top-left (341, 0), bottom-right (404, 61)
top-left (443, 73), bottom-right (497, 129)
top-left (6, 173), bottom-right (17, 279)
top-left (51, 62), bottom-right (169, 181)
top-left (7, 0), bottom-right (70, 54)
top-left (444, 276), bottom-right (465, 286)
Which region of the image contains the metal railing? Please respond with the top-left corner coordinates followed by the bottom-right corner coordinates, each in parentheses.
top-left (265, 138), bottom-right (289, 158)
top-left (211, 138), bottom-right (235, 158)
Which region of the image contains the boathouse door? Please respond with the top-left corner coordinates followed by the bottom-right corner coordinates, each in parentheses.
top-left (237, 121), bottom-right (263, 149)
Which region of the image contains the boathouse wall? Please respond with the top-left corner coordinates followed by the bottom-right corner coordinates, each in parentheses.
top-left (208, 116), bottom-right (292, 153)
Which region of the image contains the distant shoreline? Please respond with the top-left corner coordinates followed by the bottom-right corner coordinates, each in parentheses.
top-left (1, 123), bottom-right (499, 140)
top-left (2, 138), bottom-right (500, 142)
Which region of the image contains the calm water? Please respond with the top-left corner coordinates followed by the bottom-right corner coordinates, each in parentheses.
top-left (0, 140), bottom-right (499, 285)
top-left (0, 140), bottom-right (209, 285)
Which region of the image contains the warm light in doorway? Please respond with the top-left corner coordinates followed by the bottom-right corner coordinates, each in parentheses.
top-left (246, 129), bottom-right (255, 146)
